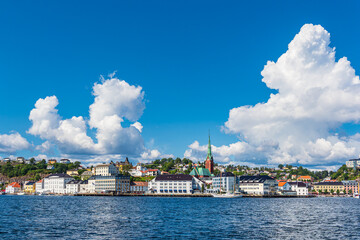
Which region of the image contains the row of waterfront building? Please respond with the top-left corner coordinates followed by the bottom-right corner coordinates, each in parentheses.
top-left (4, 162), bottom-right (360, 196)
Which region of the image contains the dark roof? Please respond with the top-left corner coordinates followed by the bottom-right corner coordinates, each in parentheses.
top-left (155, 174), bottom-right (193, 181)
top-left (67, 180), bottom-right (82, 184)
top-left (216, 172), bottom-right (235, 177)
top-left (238, 175), bottom-right (275, 183)
top-left (25, 181), bottom-right (35, 185)
top-left (92, 174), bottom-right (130, 180)
top-left (45, 173), bottom-right (72, 178)
top-left (288, 182), bottom-right (307, 187)
top-left (348, 158), bottom-right (360, 161)
top-left (315, 182), bottom-right (343, 186)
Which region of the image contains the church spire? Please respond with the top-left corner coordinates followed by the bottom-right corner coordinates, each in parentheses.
top-left (205, 131), bottom-right (214, 173)
top-left (207, 131), bottom-right (213, 160)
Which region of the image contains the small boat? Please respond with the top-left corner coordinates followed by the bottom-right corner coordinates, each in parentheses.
top-left (353, 193), bottom-right (359, 199)
top-left (212, 193), bottom-right (243, 198)
top-left (17, 192), bottom-right (25, 195)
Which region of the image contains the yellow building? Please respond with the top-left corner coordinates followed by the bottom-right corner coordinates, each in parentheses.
top-left (297, 176), bottom-right (314, 182)
top-left (115, 157), bottom-right (132, 172)
top-left (66, 169), bottom-right (79, 176)
top-left (24, 181), bottom-right (36, 194)
top-left (313, 182), bottom-right (344, 193)
top-left (48, 159), bottom-right (57, 164)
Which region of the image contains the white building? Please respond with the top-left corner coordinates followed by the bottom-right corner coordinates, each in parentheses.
top-left (130, 181), bottom-right (149, 193)
top-left (212, 172), bottom-right (236, 193)
top-left (288, 182), bottom-right (308, 196)
top-left (95, 164), bottom-right (119, 176)
top-left (66, 180), bottom-right (82, 194)
top-left (144, 169), bottom-right (160, 177)
top-left (346, 159), bottom-right (360, 168)
top-left (79, 180), bottom-right (89, 193)
top-left (43, 173), bottom-right (73, 194)
top-left (129, 164), bottom-right (147, 177)
top-left (5, 182), bottom-right (21, 194)
top-left (87, 176), bottom-right (96, 193)
top-left (35, 180), bottom-right (44, 194)
top-left (149, 174), bottom-right (204, 194)
top-left (238, 175), bottom-right (277, 195)
top-left (60, 159), bottom-right (71, 164)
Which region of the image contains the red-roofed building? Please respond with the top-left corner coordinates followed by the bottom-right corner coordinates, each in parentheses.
top-left (145, 169), bottom-right (160, 176)
top-left (5, 182), bottom-right (21, 194)
top-left (130, 181), bottom-right (149, 193)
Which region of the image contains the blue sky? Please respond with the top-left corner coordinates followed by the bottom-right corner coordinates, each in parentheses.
top-left (1, 1), bottom-right (360, 168)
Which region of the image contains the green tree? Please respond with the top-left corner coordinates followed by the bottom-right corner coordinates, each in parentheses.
top-left (349, 189), bottom-right (353, 194)
top-left (336, 189), bottom-right (340, 195)
top-left (278, 164), bottom-right (284, 169)
top-left (330, 189), bottom-right (334, 195)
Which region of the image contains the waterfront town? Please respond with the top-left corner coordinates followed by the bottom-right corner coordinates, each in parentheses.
top-left (1, 137), bottom-right (360, 198)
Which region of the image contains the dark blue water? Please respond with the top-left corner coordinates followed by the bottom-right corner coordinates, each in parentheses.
top-left (1, 196), bottom-right (360, 239)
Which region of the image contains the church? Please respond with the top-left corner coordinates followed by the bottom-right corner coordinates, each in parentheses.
top-left (190, 135), bottom-right (214, 178)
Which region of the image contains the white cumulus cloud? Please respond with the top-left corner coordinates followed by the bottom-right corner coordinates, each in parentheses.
top-left (222, 24), bottom-right (360, 166)
top-left (186, 24), bottom-right (360, 167)
top-left (0, 132), bottom-right (30, 153)
top-left (27, 75), bottom-right (159, 158)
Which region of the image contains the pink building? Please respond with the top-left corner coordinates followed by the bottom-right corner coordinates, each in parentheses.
top-left (342, 181), bottom-right (359, 194)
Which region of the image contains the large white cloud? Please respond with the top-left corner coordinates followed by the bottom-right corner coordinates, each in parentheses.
top-left (0, 132), bottom-right (30, 153)
top-left (187, 24), bottom-right (360, 167)
top-left (28, 76), bottom-right (159, 158)
top-left (184, 140), bottom-right (249, 163)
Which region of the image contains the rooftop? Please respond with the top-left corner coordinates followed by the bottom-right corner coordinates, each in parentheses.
top-left (131, 181), bottom-right (149, 186)
top-left (238, 175), bottom-right (275, 183)
top-left (189, 167), bottom-right (211, 177)
top-left (278, 182), bottom-right (287, 187)
top-left (315, 182), bottom-right (343, 186)
top-left (45, 173), bottom-right (72, 178)
top-left (155, 174), bottom-right (193, 181)
top-left (215, 172), bottom-right (235, 177)
top-left (288, 182), bottom-right (307, 187)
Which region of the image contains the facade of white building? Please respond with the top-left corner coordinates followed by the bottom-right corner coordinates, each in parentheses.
top-left (129, 164), bottom-right (147, 177)
top-left (43, 173), bottom-right (73, 194)
top-left (346, 159), bottom-right (360, 169)
top-left (288, 182), bottom-right (308, 196)
top-left (238, 175), bottom-right (277, 195)
top-left (144, 169), bottom-right (160, 177)
top-left (35, 180), bottom-right (44, 193)
top-left (212, 172), bottom-right (236, 193)
top-left (5, 182), bottom-right (21, 194)
top-left (66, 180), bottom-right (82, 194)
top-left (130, 181), bottom-right (149, 193)
top-left (87, 176), bottom-right (96, 193)
top-left (95, 164), bottom-right (119, 176)
top-left (149, 174), bottom-right (203, 194)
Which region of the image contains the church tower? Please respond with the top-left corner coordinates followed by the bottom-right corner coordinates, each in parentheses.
top-left (205, 134), bottom-right (214, 173)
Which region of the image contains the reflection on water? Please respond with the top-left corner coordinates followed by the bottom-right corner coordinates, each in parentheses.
top-left (1, 196), bottom-right (360, 239)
